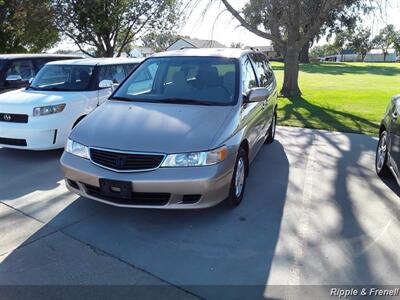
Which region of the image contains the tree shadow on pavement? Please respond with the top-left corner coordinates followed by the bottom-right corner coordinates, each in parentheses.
top-left (0, 141), bottom-right (290, 300)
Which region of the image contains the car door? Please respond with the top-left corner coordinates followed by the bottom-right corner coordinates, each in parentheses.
top-left (250, 53), bottom-right (277, 135)
top-left (97, 65), bottom-right (127, 105)
top-left (389, 102), bottom-right (400, 175)
top-left (3, 59), bottom-right (36, 91)
top-left (240, 56), bottom-right (265, 161)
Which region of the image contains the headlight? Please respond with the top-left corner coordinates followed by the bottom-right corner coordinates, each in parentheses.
top-left (161, 146), bottom-right (227, 167)
top-left (65, 139), bottom-right (90, 159)
top-left (33, 104), bottom-right (65, 116)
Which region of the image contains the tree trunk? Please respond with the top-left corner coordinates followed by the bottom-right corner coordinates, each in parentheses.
top-left (299, 42), bottom-right (310, 63)
top-left (281, 47), bottom-right (301, 97)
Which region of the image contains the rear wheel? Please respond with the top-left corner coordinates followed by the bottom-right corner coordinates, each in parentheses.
top-left (227, 147), bottom-right (248, 207)
top-left (376, 131), bottom-right (391, 177)
top-left (265, 111), bottom-right (277, 144)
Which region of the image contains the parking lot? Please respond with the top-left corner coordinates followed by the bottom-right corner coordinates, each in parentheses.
top-left (0, 126), bottom-right (399, 299)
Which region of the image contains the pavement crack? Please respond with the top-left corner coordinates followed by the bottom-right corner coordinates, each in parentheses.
top-left (59, 230), bottom-right (203, 300)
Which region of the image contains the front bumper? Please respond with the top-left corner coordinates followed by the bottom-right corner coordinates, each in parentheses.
top-left (0, 115), bottom-right (72, 150)
top-left (60, 152), bottom-right (236, 209)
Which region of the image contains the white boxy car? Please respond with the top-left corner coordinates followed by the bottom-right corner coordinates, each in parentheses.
top-left (0, 58), bottom-right (143, 150)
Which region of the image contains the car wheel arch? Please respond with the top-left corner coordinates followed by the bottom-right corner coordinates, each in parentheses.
top-left (239, 139), bottom-right (250, 177)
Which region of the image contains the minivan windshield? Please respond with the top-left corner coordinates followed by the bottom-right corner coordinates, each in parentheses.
top-left (30, 65), bottom-right (94, 91)
top-left (112, 57), bottom-right (238, 106)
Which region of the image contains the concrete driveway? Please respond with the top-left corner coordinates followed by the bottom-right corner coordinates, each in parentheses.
top-left (0, 127), bottom-right (399, 300)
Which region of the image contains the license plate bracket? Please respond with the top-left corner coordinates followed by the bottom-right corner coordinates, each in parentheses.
top-left (99, 179), bottom-right (132, 199)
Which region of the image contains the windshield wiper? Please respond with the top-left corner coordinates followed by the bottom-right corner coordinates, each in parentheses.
top-left (156, 98), bottom-right (214, 106)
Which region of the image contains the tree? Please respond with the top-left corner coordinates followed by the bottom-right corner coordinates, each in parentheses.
top-left (347, 27), bottom-right (373, 61)
top-left (221, 0), bottom-right (366, 96)
top-left (373, 24), bottom-right (397, 62)
top-left (230, 42), bottom-right (244, 48)
top-left (142, 32), bottom-right (179, 52)
top-left (54, 0), bottom-right (181, 57)
top-left (0, 0), bottom-right (59, 53)
top-left (394, 32), bottom-right (400, 57)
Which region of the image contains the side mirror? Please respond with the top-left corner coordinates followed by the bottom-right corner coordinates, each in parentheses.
top-left (28, 77), bottom-right (34, 85)
top-left (245, 87), bottom-right (269, 103)
top-left (99, 79), bottom-right (113, 89)
top-left (6, 75), bottom-right (23, 82)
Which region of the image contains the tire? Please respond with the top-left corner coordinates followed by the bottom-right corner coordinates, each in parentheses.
top-left (227, 147), bottom-right (248, 207)
top-left (265, 111), bottom-right (277, 144)
top-left (376, 131), bottom-right (391, 177)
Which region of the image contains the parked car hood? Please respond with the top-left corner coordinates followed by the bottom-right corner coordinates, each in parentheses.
top-left (71, 100), bottom-right (235, 153)
top-left (0, 89), bottom-right (92, 115)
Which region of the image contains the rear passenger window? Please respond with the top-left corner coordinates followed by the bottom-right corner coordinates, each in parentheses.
top-left (242, 58), bottom-right (258, 93)
top-left (6, 60), bottom-right (35, 80)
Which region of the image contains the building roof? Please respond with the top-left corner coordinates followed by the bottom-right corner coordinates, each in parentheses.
top-left (169, 38), bottom-right (226, 50)
top-left (0, 54), bottom-right (83, 60)
top-left (47, 57), bottom-right (144, 66)
top-left (153, 48), bottom-right (252, 59)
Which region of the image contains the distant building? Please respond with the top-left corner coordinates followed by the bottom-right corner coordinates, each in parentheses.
top-left (245, 45), bottom-right (282, 61)
top-left (364, 48), bottom-right (397, 62)
top-left (166, 38), bottom-right (226, 51)
top-left (322, 48), bottom-right (397, 62)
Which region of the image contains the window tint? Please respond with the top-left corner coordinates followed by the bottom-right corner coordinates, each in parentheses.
top-left (114, 57), bottom-right (238, 105)
top-left (123, 63), bottom-right (138, 75)
top-left (250, 54), bottom-right (273, 87)
top-left (34, 58), bottom-right (52, 70)
top-left (242, 58), bottom-right (258, 92)
top-left (98, 65), bottom-right (126, 84)
top-left (30, 65), bottom-right (94, 91)
top-left (0, 59), bottom-right (6, 71)
top-left (6, 60), bottom-right (35, 80)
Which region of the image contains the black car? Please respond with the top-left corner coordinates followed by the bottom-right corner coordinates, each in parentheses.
top-left (0, 54), bottom-right (82, 93)
top-left (376, 95), bottom-right (400, 185)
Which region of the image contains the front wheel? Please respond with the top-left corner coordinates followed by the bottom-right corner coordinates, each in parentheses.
top-left (376, 131), bottom-right (391, 177)
top-left (265, 111), bottom-right (277, 144)
top-left (227, 148), bottom-right (248, 207)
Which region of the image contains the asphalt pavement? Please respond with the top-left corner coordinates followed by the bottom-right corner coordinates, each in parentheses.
top-left (0, 126), bottom-right (399, 300)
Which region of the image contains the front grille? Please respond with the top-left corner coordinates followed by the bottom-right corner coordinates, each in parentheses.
top-left (0, 113), bottom-right (28, 123)
top-left (90, 148), bottom-right (165, 171)
top-left (84, 184), bottom-right (170, 206)
top-left (0, 137), bottom-right (27, 146)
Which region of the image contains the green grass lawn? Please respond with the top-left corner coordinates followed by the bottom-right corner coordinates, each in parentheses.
top-left (271, 62), bottom-right (400, 136)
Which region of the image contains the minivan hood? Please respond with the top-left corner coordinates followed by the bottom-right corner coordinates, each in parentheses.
top-left (71, 100), bottom-right (235, 153)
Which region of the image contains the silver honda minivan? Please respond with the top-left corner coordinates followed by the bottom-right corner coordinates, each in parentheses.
top-left (60, 48), bottom-right (278, 209)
